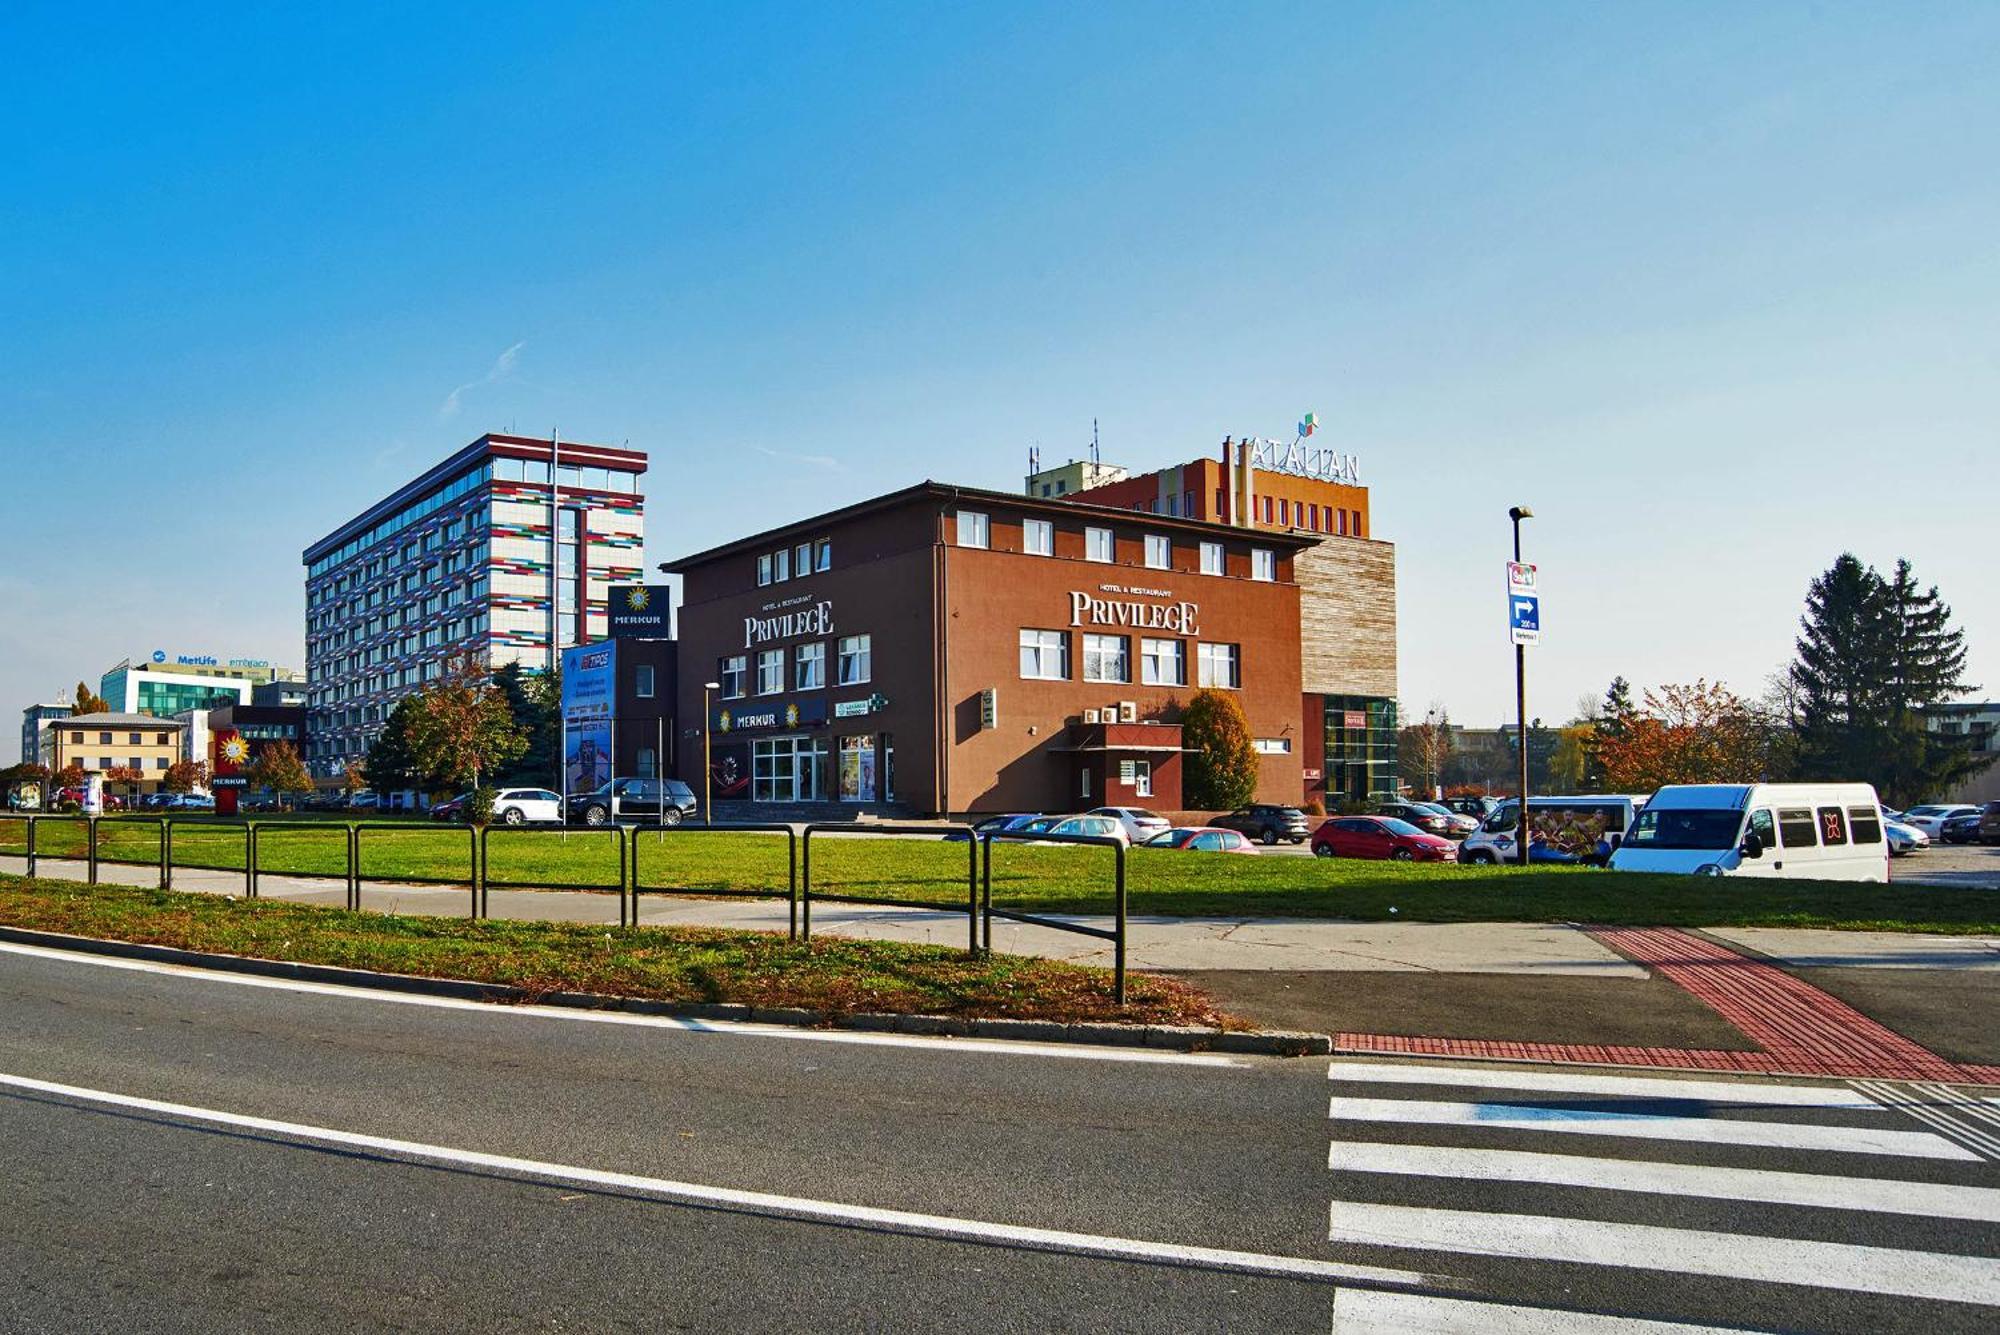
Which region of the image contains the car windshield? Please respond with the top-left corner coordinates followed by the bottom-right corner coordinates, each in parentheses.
top-left (1145, 829), bottom-right (1198, 846)
top-left (1625, 808), bottom-right (1744, 851)
top-left (1377, 818), bottom-right (1426, 838)
top-left (1906, 806), bottom-right (1949, 817)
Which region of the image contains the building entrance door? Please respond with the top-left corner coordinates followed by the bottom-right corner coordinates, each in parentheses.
top-left (752, 735), bottom-right (827, 803)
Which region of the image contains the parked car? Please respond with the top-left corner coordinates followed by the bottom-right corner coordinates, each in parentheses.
top-left (949, 813), bottom-right (1053, 842)
top-left (1141, 826), bottom-right (1260, 854)
top-left (1211, 804), bottom-right (1310, 845)
top-left (1086, 807), bottom-right (1172, 844)
top-left (1370, 800), bottom-right (1474, 839)
top-left (567, 777), bottom-right (700, 827)
top-left (1609, 783), bottom-right (1889, 880)
top-left (1311, 815), bottom-right (1457, 862)
top-left (346, 790), bottom-right (380, 812)
top-left (429, 792), bottom-right (473, 822)
top-left (1885, 817), bottom-right (1929, 856)
top-left (162, 792), bottom-right (214, 810)
top-left (1440, 795), bottom-right (1498, 820)
top-left (1899, 804), bottom-right (1982, 839)
top-left (1941, 810), bottom-right (1985, 844)
top-left (1980, 802), bottom-right (2000, 845)
top-left (1036, 814), bottom-right (1129, 845)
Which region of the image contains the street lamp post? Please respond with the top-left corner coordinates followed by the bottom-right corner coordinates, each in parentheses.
top-left (701, 681), bottom-right (720, 827)
top-left (1509, 506), bottom-right (1534, 867)
top-left (1424, 707), bottom-right (1440, 799)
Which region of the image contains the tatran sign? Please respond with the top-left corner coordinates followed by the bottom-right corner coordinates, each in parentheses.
top-left (1248, 437), bottom-right (1361, 486)
top-left (1069, 586), bottom-right (1200, 636)
top-left (745, 598), bottom-right (833, 649)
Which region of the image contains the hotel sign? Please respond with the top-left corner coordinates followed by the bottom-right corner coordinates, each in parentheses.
top-left (1249, 437), bottom-right (1361, 486)
top-left (746, 596), bottom-right (834, 648)
top-left (1069, 586), bottom-right (1200, 636)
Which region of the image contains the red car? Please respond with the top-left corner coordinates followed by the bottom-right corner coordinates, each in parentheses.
top-left (1311, 815), bottom-right (1457, 862)
top-left (1141, 826), bottom-right (1261, 854)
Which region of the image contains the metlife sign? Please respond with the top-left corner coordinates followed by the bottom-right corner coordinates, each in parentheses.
top-left (1506, 562), bottom-right (1540, 646)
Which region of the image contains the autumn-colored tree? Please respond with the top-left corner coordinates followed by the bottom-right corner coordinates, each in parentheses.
top-left (163, 759), bottom-right (210, 794)
top-left (246, 741), bottom-right (314, 811)
top-left (54, 762), bottom-right (85, 791)
top-left (340, 760), bottom-right (369, 796)
top-left (1548, 724), bottom-right (1597, 791)
top-left (1178, 688), bottom-right (1259, 810)
top-left (405, 652), bottom-right (527, 794)
top-left (1397, 706), bottom-right (1453, 797)
top-left (70, 681), bottom-right (110, 716)
top-left (105, 765), bottom-right (146, 799)
top-left (1597, 680), bottom-right (1775, 793)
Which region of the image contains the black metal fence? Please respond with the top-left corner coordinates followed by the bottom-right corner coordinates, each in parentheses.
top-left (1, 816), bottom-right (1132, 991)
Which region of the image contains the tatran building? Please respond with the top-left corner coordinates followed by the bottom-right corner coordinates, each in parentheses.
top-left (1040, 434), bottom-right (1399, 803)
top-left (99, 653), bottom-right (300, 720)
top-left (301, 433), bottom-right (648, 776)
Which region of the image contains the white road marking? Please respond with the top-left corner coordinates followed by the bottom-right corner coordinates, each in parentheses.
top-left (1328, 1060), bottom-right (1882, 1111)
top-left (0, 938), bottom-right (1239, 1067)
top-left (0, 1070), bottom-right (1428, 1288)
top-left (1855, 1080), bottom-right (2000, 1161)
top-left (1327, 1140), bottom-right (2000, 1223)
top-left (1326, 1201), bottom-right (2000, 1305)
top-left (1329, 1096), bottom-right (1976, 1161)
top-left (1329, 1287), bottom-right (1738, 1332)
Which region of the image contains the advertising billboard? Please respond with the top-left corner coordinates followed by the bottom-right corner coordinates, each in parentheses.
top-left (560, 642), bottom-right (617, 722)
top-left (565, 720), bottom-right (613, 794)
top-left (607, 584), bottom-right (672, 638)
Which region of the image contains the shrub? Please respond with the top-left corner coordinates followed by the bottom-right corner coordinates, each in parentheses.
top-left (1179, 689), bottom-right (1258, 810)
top-left (463, 787), bottom-right (498, 827)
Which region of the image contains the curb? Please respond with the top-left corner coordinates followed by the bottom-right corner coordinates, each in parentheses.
top-left (0, 924), bottom-right (1331, 1057)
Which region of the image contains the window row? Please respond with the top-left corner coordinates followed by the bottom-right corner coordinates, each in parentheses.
top-left (719, 635), bottom-right (871, 698)
top-left (955, 511), bottom-right (1274, 580)
top-left (1019, 630), bottom-right (1240, 688)
top-left (757, 537), bottom-right (833, 587)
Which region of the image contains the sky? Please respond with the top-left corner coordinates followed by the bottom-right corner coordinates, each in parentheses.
top-left (3, 2), bottom-right (1997, 760)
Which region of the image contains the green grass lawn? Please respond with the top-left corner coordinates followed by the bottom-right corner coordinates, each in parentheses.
top-left (0, 874), bottom-right (1219, 1025)
top-left (1, 815), bottom-right (1993, 934)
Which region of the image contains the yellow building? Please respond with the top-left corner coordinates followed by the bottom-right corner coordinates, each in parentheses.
top-left (42, 712), bottom-right (185, 795)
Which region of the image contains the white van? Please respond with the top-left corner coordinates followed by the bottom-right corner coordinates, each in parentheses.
top-left (1460, 795), bottom-right (1648, 865)
top-left (1607, 783), bottom-right (1887, 881)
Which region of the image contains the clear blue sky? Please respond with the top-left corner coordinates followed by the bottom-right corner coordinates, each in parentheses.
top-left (4, 2), bottom-right (1996, 760)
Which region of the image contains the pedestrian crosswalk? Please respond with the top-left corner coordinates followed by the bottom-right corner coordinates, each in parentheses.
top-left (1324, 1058), bottom-right (2000, 1333)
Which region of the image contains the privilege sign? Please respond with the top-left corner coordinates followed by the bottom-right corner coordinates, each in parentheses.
top-left (745, 599), bottom-right (833, 648)
top-left (1068, 589), bottom-right (1200, 636)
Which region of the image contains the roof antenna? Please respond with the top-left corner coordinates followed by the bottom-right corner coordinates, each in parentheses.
top-left (1090, 418), bottom-right (1100, 465)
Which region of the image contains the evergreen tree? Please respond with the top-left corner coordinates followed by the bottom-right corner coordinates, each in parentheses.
top-left (364, 697), bottom-right (428, 793)
top-left (1877, 558), bottom-right (1983, 801)
top-left (492, 662), bottom-right (562, 787)
top-left (1582, 676), bottom-right (1634, 790)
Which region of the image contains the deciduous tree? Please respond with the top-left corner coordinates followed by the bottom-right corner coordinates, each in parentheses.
top-left (1397, 705), bottom-right (1453, 798)
top-left (247, 741), bottom-right (314, 811)
top-left (163, 760), bottom-right (210, 794)
top-left (1598, 680), bottom-right (1774, 792)
top-left (1179, 688), bottom-right (1258, 810)
top-left (70, 681), bottom-right (109, 716)
top-left (105, 765), bottom-right (145, 799)
top-left (406, 652), bottom-right (527, 793)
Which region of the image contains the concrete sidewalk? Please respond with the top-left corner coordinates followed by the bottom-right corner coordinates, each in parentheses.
top-left (1, 853), bottom-right (1641, 976)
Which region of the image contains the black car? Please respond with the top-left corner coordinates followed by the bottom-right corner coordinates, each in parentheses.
top-left (1370, 800), bottom-right (1464, 838)
top-left (567, 777), bottom-right (700, 827)
top-left (1440, 795), bottom-right (1498, 820)
top-left (1941, 810), bottom-right (1985, 845)
top-left (1211, 804), bottom-right (1310, 845)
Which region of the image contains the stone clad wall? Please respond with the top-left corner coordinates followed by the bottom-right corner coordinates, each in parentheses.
top-left (1296, 539), bottom-right (1397, 699)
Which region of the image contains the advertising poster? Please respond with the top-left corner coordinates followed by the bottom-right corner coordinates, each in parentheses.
top-left (566, 720), bottom-right (613, 794)
top-left (560, 641), bottom-right (617, 724)
top-left (709, 742), bottom-right (749, 799)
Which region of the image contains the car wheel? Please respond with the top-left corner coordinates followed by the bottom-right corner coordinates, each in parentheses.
top-left (1261, 828), bottom-right (1278, 846)
top-left (502, 807), bottom-right (524, 826)
top-left (662, 807), bottom-right (684, 827)
top-left (583, 805), bottom-right (608, 828)
top-left (1392, 848), bottom-right (1415, 861)
top-left (1312, 844), bottom-right (1333, 858)
top-left (1290, 835), bottom-right (1306, 845)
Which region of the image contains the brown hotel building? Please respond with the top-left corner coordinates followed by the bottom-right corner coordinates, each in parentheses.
top-left (661, 482), bottom-right (1318, 816)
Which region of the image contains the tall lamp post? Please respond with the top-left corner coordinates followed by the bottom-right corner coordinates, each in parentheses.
top-left (1424, 707), bottom-right (1440, 799)
top-left (1509, 506), bottom-right (1534, 867)
top-left (701, 681), bottom-right (720, 827)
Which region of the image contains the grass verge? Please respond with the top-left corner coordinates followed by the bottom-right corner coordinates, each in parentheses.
top-left (0, 873), bottom-right (1226, 1027)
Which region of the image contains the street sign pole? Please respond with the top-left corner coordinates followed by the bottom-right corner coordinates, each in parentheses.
top-left (1508, 509), bottom-right (1535, 868)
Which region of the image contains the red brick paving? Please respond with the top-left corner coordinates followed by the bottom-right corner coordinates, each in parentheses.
top-left (1334, 926), bottom-right (1998, 1087)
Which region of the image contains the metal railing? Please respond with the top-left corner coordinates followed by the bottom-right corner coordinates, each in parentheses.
top-left (981, 829), bottom-right (1129, 1003)
top-left (631, 822), bottom-right (800, 938)
top-left (247, 820), bottom-right (359, 909)
top-left (800, 823), bottom-right (979, 954)
top-left (479, 824), bottom-right (626, 925)
top-left (353, 821), bottom-right (481, 918)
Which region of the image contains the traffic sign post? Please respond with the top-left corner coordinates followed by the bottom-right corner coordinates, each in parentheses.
top-left (1505, 510), bottom-right (1535, 868)
top-left (1509, 594), bottom-right (1540, 646)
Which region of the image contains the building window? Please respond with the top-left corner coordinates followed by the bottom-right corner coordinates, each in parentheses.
top-left (1019, 629), bottom-right (1069, 681)
top-left (773, 547), bottom-right (791, 581)
top-left (1143, 534), bottom-right (1170, 569)
top-left (1130, 759), bottom-right (1152, 798)
top-left (1082, 634), bottom-right (1129, 684)
top-left (720, 655), bottom-right (749, 700)
top-left (1023, 518), bottom-right (1054, 557)
top-left (1251, 549), bottom-right (1276, 581)
top-left (837, 634), bottom-right (872, 686)
top-left (1140, 637), bottom-right (1185, 687)
top-left (815, 539), bottom-right (832, 572)
top-left (956, 510), bottom-right (990, 549)
top-left (1079, 767), bottom-right (1091, 799)
top-left (1199, 541), bottom-right (1224, 575)
top-left (1254, 737), bottom-right (1292, 754)
top-left (756, 649), bottom-right (785, 696)
top-left (636, 746), bottom-right (657, 779)
top-left (795, 641), bottom-right (826, 691)
top-left (99, 732), bottom-right (112, 745)
top-left (1085, 527), bottom-right (1113, 563)
top-left (1198, 642), bottom-right (1241, 689)
top-left (635, 664), bottom-right (655, 699)
top-left (794, 542), bottom-right (812, 577)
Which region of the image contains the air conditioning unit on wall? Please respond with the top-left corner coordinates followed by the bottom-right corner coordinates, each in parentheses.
top-left (1082, 708), bottom-right (1101, 724)
top-left (1118, 701), bottom-right (1138, 722)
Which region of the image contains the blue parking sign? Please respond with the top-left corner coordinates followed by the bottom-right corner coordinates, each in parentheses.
top-left (1509, 594), bottom-right (1540, 645)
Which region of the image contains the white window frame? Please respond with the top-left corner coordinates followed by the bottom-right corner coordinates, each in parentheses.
top-left (1199, 541), bottom-right (1224, 575)
top-left (794, 543), bottom-right (813, 578)
top-left (1197, 642), bottom-right (1241, 689)
top-left (1085, 527), bottom-right (1113, 563)
top-left (1254, 737), bottom-right (1292, 754)
top-left (1018, 629), bottom-right (1069, 681)
top-left (1023, 517), bottom-right (1054, 557)
top-left (795, 641), bottom-right (826, 691)
top-left (815, 539), bottom-right (832, 572)
top-left (1140, 637), bottom-right (1185, 687)
top-left (1143, 534), bottom-right (1170, 569)
top-left (1251, 549), bottom-right (1275, 581)
top-left (635, 664), bottom-right (655, 699)
top-left (956, 510), bottom-right (990, 549)
top-left (756, 648), bottom-right (785, 696)
top-left (1131, 760), bottom-right (1152, 798)
top-left (773, 547), bottom-right (791, 581)
top-left (837, 634), bottom-right (871, 686)
top-left (756, 554), bottom-right (772, 586)
top-left (1082, 633), bottom-right (1129, 684)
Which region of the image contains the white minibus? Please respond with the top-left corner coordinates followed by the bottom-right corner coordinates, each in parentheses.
top-left (1607, 783), bottom-right (1887, 881)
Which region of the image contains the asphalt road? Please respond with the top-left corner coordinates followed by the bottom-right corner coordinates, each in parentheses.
top-left (1, 942), bottom-right (1995, 1332)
